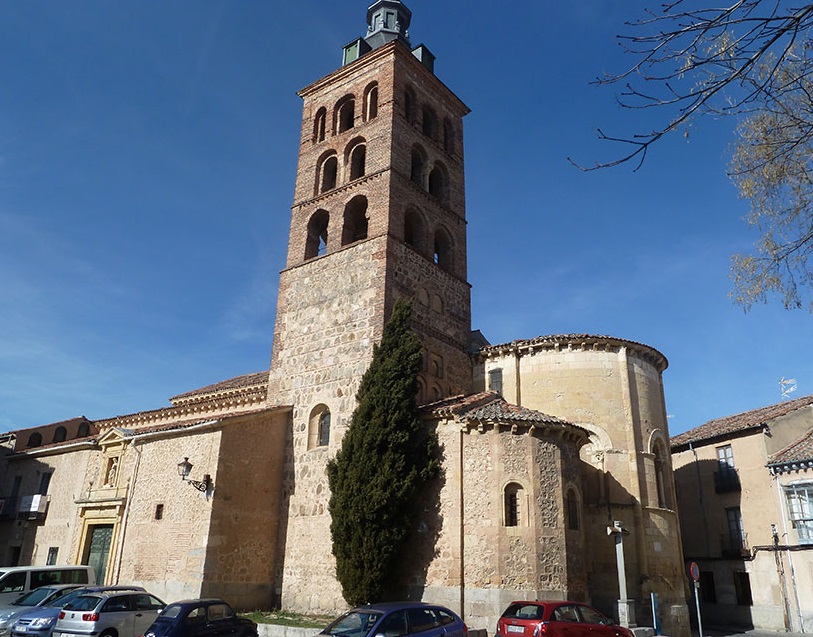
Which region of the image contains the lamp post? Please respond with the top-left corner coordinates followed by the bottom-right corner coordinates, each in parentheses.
top-left (177, 457), bottom-right (213, 493)
top-left (607, 520), bottom-right (634, 627)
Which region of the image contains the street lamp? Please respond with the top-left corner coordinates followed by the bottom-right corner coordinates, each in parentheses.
top-left (177, 457), bottom-right (213, 493)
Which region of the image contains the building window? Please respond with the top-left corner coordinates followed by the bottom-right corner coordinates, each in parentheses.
top-left (348, 143), bottom-right (366, 180)
top-left (724, 507), bottom-right (747, 555)
top-left (364, 83), bottom-right (378, 121)
top-left (313, 107), bottom-right (327, 143)
top-left (733, 571), bottom-right (753, 606)
top-left (317, 153), bottom-right (338, 193)
top-left (566, 489), bottom-right (580, 530)
top-left (27, 432), bottom-right (42, 448)
top-left (488, 369), bottom-right (503, 394)
top-left (422, 105), bottom-right (437, 140)
top-left (404, 87), bottom-right (416, 123)
top-left (53, 427), bottom-right (67, 443)
top-left (785, 483), bottom-right (813, 543)
top-left (341, 196), bottom-right (369, 245)
top-left (410, 146), bottom-right (426, 186)
top-left (443, 119), bottom-right (454, 155)
top-left (305, 210), bottom-right (330, 260)
top-left (653, 440), bottom-right (671, 509)
top-left (155, 504), bottom-right (164, 520)
top-left (404, 208), bottom-right (425, 254)
top-left (428, 164), bottom-right (447, 202)
top-left (700, 571), bottom-right (717, 603)
top-left (46, 547), bottom-right (59, 566)
top-left (433, 227), bottom-right (453, 271)
top-left (336, 96), bottom-right (355, 133)
top-left (77, 422), bottom-right (90, 438)
top-left (38, 472), bottom-right (52, 496)
top-left (717, 445), bottom-right (735, 470)
top-left (504, 483), bottom-right (523, 527)
top-left (308, 405), bottom-right (331, 450)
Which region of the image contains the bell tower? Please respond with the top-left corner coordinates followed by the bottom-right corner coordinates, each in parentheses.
top-left (269, 1), bottom-right (472, 611)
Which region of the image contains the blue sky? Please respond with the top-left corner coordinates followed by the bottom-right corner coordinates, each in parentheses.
top-left (1, 1), bottom-right (811, 436)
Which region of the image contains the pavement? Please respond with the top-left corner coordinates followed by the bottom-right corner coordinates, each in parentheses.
top-left (692, 629), bottom-right (806, 637)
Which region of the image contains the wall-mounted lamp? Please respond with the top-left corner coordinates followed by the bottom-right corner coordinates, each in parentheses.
top-left (177, 457), bottom-right (213, 493)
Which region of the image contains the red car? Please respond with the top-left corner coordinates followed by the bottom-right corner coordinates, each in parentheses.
top-left (495, 601), bottom-right (634, 637)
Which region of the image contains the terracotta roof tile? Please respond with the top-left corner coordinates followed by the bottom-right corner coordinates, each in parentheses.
top-left (671, 394), bottom-right (813, 449)
top-left (423, 391), bottom-right (572, 426)
top-left (769, 427), bottom-right (813, 466)
top-left (170, 370), bottom-right (269, 403)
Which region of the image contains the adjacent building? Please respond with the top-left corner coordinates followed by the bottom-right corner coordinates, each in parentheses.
top-left (0, 3), bottom-right (690, 635)
top-left (671, 394), bottom-right (813, 631)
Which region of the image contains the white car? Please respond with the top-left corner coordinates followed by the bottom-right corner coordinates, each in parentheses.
top-left (53, 591), bottom-right (164, 637)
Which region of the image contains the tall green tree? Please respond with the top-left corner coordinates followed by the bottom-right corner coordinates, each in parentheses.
top-left (327, 299), bottom-right (438, 606)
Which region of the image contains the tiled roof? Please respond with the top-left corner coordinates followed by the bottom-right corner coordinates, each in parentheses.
top-left (424, 391), bottom-right (570, 426)
top-left (671, 394), bottom-right (813, 449)
top-left (170, 370), bottom-right (269, 404)
top-left (480, 333), bottom-right (668, 371)
top-left (769, 427), bottom-right (813, 467)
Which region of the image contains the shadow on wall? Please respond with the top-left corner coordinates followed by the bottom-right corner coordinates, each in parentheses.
top-left (673, 458), bottom-right (754, 630)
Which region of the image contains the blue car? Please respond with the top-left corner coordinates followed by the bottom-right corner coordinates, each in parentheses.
top-left (143, 599), bottom-right (257, 637)
top-left (320, 602), bottom-right (468, 637)
top-left (11, 587), bottom-right (144, 637)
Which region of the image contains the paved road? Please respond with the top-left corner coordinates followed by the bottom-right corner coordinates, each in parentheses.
top-left (693, 629), bottom-right (807, 637)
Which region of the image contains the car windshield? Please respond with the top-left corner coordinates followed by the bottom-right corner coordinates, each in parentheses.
top-left (323, 611), bottom-right (382, 637)
top-left (63, 596), bottom-right (101, 612)
top-left (12, 588), bottom-right (58, 607)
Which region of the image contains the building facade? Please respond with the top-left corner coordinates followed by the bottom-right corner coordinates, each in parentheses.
top-left (0, 3), bottom-right (689, 635)
top-left (671, 394), bottom-right (813, 631)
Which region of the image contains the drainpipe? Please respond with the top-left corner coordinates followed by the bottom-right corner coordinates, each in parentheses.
top-left (113, 439), bottom-right (142, 584)
top-left (458, 424), bottom-right (465, 619)
top-left (775, 477), bottom-right (804, 632)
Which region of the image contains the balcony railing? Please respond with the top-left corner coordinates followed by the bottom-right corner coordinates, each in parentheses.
top-left (714, 468), bottom-right (742, 493)
top-left (720, 532), bottom-right (750, 558)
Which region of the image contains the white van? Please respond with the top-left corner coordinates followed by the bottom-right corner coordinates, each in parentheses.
top-left (0, 566), bottom-right (95, 605)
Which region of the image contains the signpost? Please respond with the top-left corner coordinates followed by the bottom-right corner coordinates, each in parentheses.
top-left (689, 562), bottom-right (703, 637)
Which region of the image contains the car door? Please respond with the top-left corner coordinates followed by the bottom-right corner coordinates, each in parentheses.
top-left (130, 595), bottom-right (164, 637)
top-left (574, 605), bottom-right (616, 637)
top-left (204, 603), bottom-right (240, 637)
top-left (548, 604), bottom-right (583, 637)
top-left (405, 608), bottom-right (446, 637)
top-left (100, 595), bottom-right (136, 637)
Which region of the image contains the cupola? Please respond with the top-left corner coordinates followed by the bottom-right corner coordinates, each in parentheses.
top-left (364, 0), bottom-right (412, 49)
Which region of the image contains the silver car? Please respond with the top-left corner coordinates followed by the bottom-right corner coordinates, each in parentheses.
top-left (0, 586), bottom-right (83, 636)
top-left (53, 592), bottom-right (164, 637)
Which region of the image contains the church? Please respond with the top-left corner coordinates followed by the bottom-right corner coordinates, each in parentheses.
top-left (0, 3), bottom-right (689, 636)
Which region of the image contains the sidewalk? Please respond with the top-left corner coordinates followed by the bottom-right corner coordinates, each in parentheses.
top-left (693, 629), bottom-right (807, 637)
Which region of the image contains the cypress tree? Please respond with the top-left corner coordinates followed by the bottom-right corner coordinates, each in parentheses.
top-left (327, 299), bottom-right (439, 606)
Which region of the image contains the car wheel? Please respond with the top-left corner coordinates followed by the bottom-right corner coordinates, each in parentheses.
top-left (100, 630), bottom-right (118, 637)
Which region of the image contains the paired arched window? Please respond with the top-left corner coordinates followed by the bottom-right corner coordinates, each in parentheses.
top-left (313, 107), bottom-right (327, 143)
top-left (428, 163), bottom-right (447, 202)
top-left (335, 96), bottom-right (355, 134)
top-left (404, 208), bottom-right (426, 254)
top-left (404, 87), bottom-right (417, 123)
top-left (410, 146), bottom-right (426, 186)
top-left (342, 196), bottom-right (369, 245)
top-left (422, 105), bottom-right (438, 140)
top-left (348, 143), bottom-right (366, 181)
top-left (308, 405), bottom-right (331, 449)
top-left (53, 427), bottom-right (67, 443)
top-left (504, 482), bottom-right (524, 527)
top-left (364, 82), bottom-right (378, 121)
top-left (305, 210), bottom-right (330, 260)
top-left (317, 152), bottom-right (338, 194)
top-left (433, 227), bottom-right (453, 271)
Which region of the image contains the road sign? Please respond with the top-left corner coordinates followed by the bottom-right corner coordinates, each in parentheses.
top-left (689, 561), bottom-right (700, 582)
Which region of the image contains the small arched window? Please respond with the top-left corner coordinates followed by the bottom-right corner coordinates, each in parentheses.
top-left (305, 210), bottom-right (330, 260)
top-left (308, 405), bottom-right (331, 449)
top-left (653, 439), bottom-right (671, 509)
top-left (428, 164), bottom-right (447, 202)
top-left (335, 96), bottom-right (356, 133)
top-left (404, 87), bottom-right (416, 123)
top-left (53, 427), bottom-right (67, 443)
top-left (349, 144), bottom-right (366, 180)
top-left (314, 107), bottom-right (327, 143)
top-left (433, 227), bottom-right (453, 271)
top-left (504, 482), bottom-right (523, 527)
top-left (27, 432), bottom-right (42, 448)
top-left (342, 196), bottom-right (369, 245)
top-left (410, 146), bottom-right (426, 187)
top-left (318, 154), bottom-right (338, 194)
top-left (443, 119), bottom-right (454, 155)
top-left (364, 82), bottom-right (379, 121)
top-left (404, 208), bottom-right (425, 254)
top-left (77, 422), bottom-right (90, 438)
top-left (566, 488), bottom-right (580, 530)
top-left (422, 106), bottom-right (438, 140)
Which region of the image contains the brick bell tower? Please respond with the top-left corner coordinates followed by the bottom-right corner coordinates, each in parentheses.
top-left (268, 1), bottom-right (472, 611)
